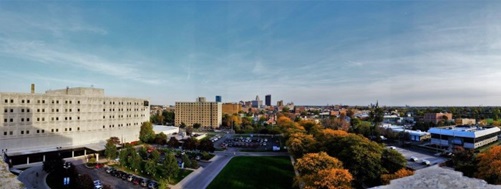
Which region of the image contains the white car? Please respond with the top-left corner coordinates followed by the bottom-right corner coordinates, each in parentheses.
top-left (94, 180), bottom-right (103, 189)
top-left (410, 157), bottom-right (419, 162)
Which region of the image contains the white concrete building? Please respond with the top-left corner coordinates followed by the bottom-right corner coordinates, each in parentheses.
top-left (429, 126), bottom-right (501, 149)
top-left (0, 86), bottom-right (149, 163)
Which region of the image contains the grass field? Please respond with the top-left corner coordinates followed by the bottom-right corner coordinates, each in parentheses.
top-left (207, 156), bottom-right (295, 189)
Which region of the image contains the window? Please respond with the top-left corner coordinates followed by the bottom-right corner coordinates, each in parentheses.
top-left (26, 130), bottom-right (29, 134)
top-left (52, 100), bottom-right (54, 104)
top-left (56, 129), bottom-right (58, 132)
top-left (69, 117), bottom-right (72, 120)
top-left (69, 109), bottom-right (72, 112)
top-left (103, 116), bottom-right (105, 119)
top-left (37, 118), bottom-right (40, 121)
top-left (9, 131), bottom-right (12, 135)
top-left (21, 100), bottom-right (25, 103)
top-left (27, 109), bottom-right (30, 113)
top-left (3, 132), bottom-right (6, 136)
top-left (56, 100), bottom-right (59, 104)
top-left (37, 100), bottom-right (40, 103)
top-left (4, 99), bottom-right (7, 103)
top-left (77, 127), bottom-right (80, 131)
top-left (10, 119), bottom-right (13, 122)
top-left (21, 118), bottom-right (24, 122)
top-left (4, 109), bottom-right (6, 113)
top-left (27, 100), bottom-right (30, 103)
top-left (77, 117), bottom-right (80, 120)
top-left (56, 109), bottom-right (59, 112)
top-left (70, 101), bottom-right (72, 104)
top-left (27, 118), bottom-right (30, 122)
top-left (78, 109), bottom-right (80, 112)
top-left (51, 129), bottom-right (54, 132)
top-left (42, 130), bottom-right (45, 133)
top-left (65, 128), bottom-right (67, 131)
top-left (52, 109), bottom-right (54, 112)
top-left (42, 100), bottom-right (45, 103)
top-left (37, 130), bottom-right (40, 133)
top-left (103, 125), bottom-right (105, 129)
top-left (52, 117), bottom-right (54, 121)
top-left (69, 128), bottom-right (72, 131)
top-left (21, 131), bottom-right (24, 134)
top-left (42, 109), bottom-right (44, 112)
top-left (65, 117), bottom-right (67, 120)
top-left (42, 118), bottom-right (45, 121)
top-left (56, 117), bottom-right (59, 120)
top-left (103, 109), bottom-right (106, 112)
top-left (37, 109), bottom-right (40, 112)
top-left (21, 109), bottom-right (24, 113)
top-left (10, 99), bottom-right (13, 103)
top-left (65, 100), bottom-right (68, 104)
top-left (78, 101), bottom-right (80, 104)
top-left (10, 109), bottom-right (13, 112)
top-left (3, 119), bottom-right (6, 122)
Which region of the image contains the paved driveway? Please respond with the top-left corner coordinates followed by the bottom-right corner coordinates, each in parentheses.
top-left (390, 146), bottom-right (447, 170)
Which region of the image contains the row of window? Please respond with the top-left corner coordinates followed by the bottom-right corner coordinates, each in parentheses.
top-left (3, 108), bottom-right (147, 114)
top-left (2, 122), bottom-right (142, 136)
top-left (103, 108), bottom-right (145, 112)
top-left (102, 114), bottom-right (145, 119)
top-left (4, 99), bottom-right (145, 106)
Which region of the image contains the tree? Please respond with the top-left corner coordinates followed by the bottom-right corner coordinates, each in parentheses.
top-left (154, 133), bottom-right (168, 145)
top-left (76, 174), bottom-right (94, 189)
top-left (185, 126), bottom-right (194, 136)
top-left (145, 159), bottom-right (157, 175)
top-left (369, 102), bottom-right (384, 138)
top-left (452, 146), bottom-right (476, 177)
top-left (167, 137), bottom-right (180, 148)
top-left (162, 111), bottom-right (175, 125)
top-left (381, 148), bottom-right (407, 174)
top-left (286, 132), bottom-right (316, 158)
top-left (43, 155), bottom-right (64, 173)
top-left (180, 122), bottom-right (186, 128)
top-left (158, 152), bottom-right (179, 181)
top-left (475, 146), bottom-right (501, 184)
top-left (302, 168), bottom-right (353, 189)
top-left (182, 154), bottom-right (191, 168)
top-left (105, 137), bottom-right (118, 160)
top-left (322, 117), bottom-right (350, 131)
top-left (139, 122), bottom-right (155, 143)
top-left (151, 149), bottom-right (161, 163)
top-left (183, 137), bottom-right (198, 150)
top-left (380, 168), bottom-right (414, 185)
top-left (198, 138), bottom-right (215, 152)
top-left (193, 123), bottom-right (201, 130)
top-left (295, 152), bottom-right (352, 189)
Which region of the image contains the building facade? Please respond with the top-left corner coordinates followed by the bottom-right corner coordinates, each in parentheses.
top-left (222, 103), bottom-right (241, 115)
top-left (0, 87), bottom-right (150, 158)
top-left (265, 95), bottom-right (271, 106)
top-left (455, 118), bottom-right (476, 125)
top-left (424, 113), bottom-right (453, 124)
top-left (215, 96), bottom-right (222, 103)
top-left (429, 126), bottom-right (500, 149)
top-left (175, 97), bottom-right (222, 128)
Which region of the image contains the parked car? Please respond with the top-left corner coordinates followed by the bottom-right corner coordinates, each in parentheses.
top-left (410, 157), bottom-right (419, 162)
top-left (105, 167), bottom-right (114, 174)
top-left (148, 180), bottom-right (158, 189)
top-left (127, 175), bottom-right (134, 182)
top-left (121, 173), bottom-right (129, 180)
top-left (422, 160), bottom-right (431, 166)
top-left (93, 180), bottom-right (103, 189)
top-left (95, 163), bottom-right (104, 169)
top-left (132, 177), bottom-right (141, 185)
top-left (140, 179), bottom-right (148, 187)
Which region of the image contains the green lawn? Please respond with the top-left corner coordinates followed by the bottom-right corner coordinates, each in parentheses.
top-left (207, 156), bottom-right (294, 189)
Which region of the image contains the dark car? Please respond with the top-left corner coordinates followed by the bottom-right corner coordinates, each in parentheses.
top-left (95, 163), bottom-right (104, 169)
top-left (148, 180), bottom-right (158, 189)
top-left (132, 177), bottom-right (141, 185)
top-left (122, 173), bottom-right (129, 180)
top-left (127, 175), bottom-right (134, 182)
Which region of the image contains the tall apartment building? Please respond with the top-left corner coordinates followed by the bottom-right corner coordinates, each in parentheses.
top-left (222, 103), bottom-right (242, 115)
top-left (175, 97), bottom-right (222, 128)
top-left (0, 86), bottom-right (149, 164)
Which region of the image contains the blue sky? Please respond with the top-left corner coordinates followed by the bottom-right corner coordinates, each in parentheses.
top-left (1, 1), bottom-right (501, 106)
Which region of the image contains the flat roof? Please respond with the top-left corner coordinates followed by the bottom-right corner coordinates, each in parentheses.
top-left (429, 126), bottom-right (501, 138)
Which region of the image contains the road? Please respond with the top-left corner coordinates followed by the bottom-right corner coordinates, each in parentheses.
top-left (173, 147), bottom-right (290, 189)
top-left (18, 162), bottom-right (49, 189)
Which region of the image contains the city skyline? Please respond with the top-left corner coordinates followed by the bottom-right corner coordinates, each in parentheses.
top-left (1, 1), bottom-right (501, 106)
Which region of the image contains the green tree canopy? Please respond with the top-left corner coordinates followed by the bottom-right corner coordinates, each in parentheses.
top-left (104, 137), bottom-right (118, 160)
top-left (139, 122), bottom-right (155, 143)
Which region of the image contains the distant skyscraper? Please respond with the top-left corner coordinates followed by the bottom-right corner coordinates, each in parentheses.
top-left (216, 95), bottom-right (222, 103)
top-left (265, 95), bottom-right (271, 106)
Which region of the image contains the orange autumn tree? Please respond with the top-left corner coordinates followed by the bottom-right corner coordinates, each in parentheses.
top-left (475, 146), bottom-right (501, 184)
top-left (295, 152), bottom-right (353, 189)
top-left (380, 168), bottom-right (414, 185)
top-left (286, 132), bottom-right (317, 158)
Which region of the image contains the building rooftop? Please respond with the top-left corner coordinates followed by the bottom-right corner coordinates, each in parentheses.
top-left (373, 166), bottom-right (501, 189)
top-left (429, 126), bottom-right (501, 138)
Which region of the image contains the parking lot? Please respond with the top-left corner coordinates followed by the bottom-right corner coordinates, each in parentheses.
top-left (388, 146), bottom-right (447, 170)
top-left (216, 134), bottom-right (282, 151)
top-left (75, 164), bottom-right (147, 189)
